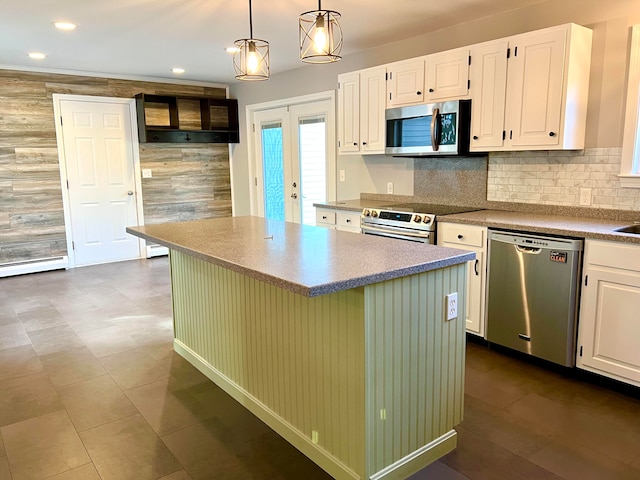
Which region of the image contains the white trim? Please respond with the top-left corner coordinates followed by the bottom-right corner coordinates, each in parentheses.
top-left (246, 90), bottom-right (337, 219)
top-left (619, 175), bottom-right (640, 188)
top-left (146, 245), bottom-right (169, 258)
top-left (53, 94), bottom-right (146, 268)
top-left (174, 339), bottom-right (359, 480)
top-left (0, 65), bottom-right (228, 89)
top-left (0, 256), bottom-right (68, 278)
top-left (621, 25), bottom-right (640, 185)
top-left (369, 429), bottom-right (457, 480)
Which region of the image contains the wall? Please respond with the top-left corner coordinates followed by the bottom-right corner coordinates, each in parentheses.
top-left (229, 0), bottom-right (640, 216)
top-left (0, 69), bottom-right (230, 265)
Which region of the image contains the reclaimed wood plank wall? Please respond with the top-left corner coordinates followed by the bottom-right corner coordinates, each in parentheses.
top-left (0, 69), bottom-right (231, 264)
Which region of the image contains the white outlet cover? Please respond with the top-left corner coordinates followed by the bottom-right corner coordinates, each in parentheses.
top-left (446, 292), bottom-right (458, 321)
top-left (142, 169), bottom-right (152, 178)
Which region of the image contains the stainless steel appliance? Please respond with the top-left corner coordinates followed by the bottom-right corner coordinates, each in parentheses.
top-left (486, 230), bottom-right (583, 367)
top-left (385, 100), bottom-right (472, 157)
top-left (361, 204), bottom-right (478, 244)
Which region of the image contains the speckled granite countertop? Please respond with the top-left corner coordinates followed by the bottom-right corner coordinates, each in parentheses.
top-left (127, 216), bottom-right (475, 297)
top-left (440, 210), bottom-right (640, 244)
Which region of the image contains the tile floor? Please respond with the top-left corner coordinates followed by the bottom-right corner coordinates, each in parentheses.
top-left (0, 257), bottom-right (639, 480)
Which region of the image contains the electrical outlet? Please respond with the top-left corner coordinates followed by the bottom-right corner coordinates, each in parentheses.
top-left (142, 169), bottom-right (152, 178)
top-left (387, 182), bottom-right (394, 194)
top-left (339, 169), bottom-right (346, 182)
top-left (446, 293), bottom-right (458, 321)
top-left (579, 187), bottom-right (591, 206)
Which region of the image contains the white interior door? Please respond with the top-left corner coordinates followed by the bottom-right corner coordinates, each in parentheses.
top-left (58, 98), bottom-right (142, 266)
top-left (252, 97), bottom-right (335, 225)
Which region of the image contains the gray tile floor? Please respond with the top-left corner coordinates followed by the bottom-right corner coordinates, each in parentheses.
top-left (0, 257), bottom-right (639, 479)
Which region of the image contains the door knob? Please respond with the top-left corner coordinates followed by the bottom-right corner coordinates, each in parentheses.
top-left (291, 193), bottom-right (298, 199)
top-left (127, 191), bottom-right (134, 196)
top-left (292, 182), bottom-right (297, 188)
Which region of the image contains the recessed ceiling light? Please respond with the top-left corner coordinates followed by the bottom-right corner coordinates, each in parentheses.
top-left (28, 52), bottom-right (47, 60)
top-left (172, 68), bottom-right (185, 74)
top-left (226, 47), bottom-right (240, 54)
top-left (54, 22), bottom-right (77, 30)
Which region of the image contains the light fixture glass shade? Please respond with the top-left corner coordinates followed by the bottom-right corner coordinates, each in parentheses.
top-left (299, 6), bottom-right (342, 63)
top-left (233, 38), bottom-right (270, 81)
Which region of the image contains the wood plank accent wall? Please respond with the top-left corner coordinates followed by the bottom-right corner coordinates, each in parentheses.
top-left (169, 249), bottom-right (467, 479)
top-left (0, 69), bottom-right (230, 264)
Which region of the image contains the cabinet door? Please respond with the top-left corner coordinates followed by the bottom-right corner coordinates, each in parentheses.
top-left (336, 211), bottom-right (361, 232)
top-left (505, 28), bottom-right (566, 148)
top-left (578, 265), bottom-right (640, 386)
top-left (337, 72), bottom-right (360, 154)
top-left (387, 59), bottom-right (425, 107)
top-left (360, 67), bottom-right (387, 154)
top-left (438, 223), bottom-right (487, 337)
top-left (469, 40), bottom-right (508, 151)
top-left (315, 208), bottom-right (337, 228)
top-left (425, 48), bottom-right (470, 101)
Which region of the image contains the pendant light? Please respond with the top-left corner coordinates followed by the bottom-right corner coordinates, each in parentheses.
top-left (233, 0), bottom-right (269, 81)
top-left (299, 0), bottom-right (342, 63)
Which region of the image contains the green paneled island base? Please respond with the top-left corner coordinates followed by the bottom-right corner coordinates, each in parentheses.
top-left (127, 217), bottom-right (474, 480)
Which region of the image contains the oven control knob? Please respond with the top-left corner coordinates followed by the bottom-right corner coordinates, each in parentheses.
top-left (371, 210), bottom-right (378, 218)
top-left (363, 209), bottom-right (370, 216)
top-left (423, 217), bottom-right (431, 224)
top-left (414, 215), bottom-right (422, 223)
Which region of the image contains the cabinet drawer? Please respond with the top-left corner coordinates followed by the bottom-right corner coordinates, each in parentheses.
top-left (337, 212), bottom-right (361, 230)
top-left (316, 209), bottom-right (336, 226)
top-left (586, 240), bottom-right (640, 271)
top-left (440, 224), bottom-right (485, 247)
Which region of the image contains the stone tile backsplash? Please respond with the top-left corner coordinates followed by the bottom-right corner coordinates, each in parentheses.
top-left (487, 148), bottom-right (640, 210)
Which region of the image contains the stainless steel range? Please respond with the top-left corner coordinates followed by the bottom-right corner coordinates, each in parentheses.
top-left (361, 203), bottom-right (479, 244)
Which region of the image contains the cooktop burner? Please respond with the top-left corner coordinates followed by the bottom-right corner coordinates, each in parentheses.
top-left (380, 203), bottom-right (480, 216)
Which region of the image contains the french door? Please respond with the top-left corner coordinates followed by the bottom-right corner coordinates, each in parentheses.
top-left (252, 96), bottom-right (335, 225)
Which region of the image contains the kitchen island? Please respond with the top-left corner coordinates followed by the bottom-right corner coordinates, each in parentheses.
top-left (127, 216), bottom-right (474, 480)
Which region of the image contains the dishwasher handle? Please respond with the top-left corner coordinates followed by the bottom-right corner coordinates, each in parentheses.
top-left (515, 245), bottom-right (541, 254)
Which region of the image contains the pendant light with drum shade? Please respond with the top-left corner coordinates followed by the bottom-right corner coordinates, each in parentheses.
top-left (233, 0), bottom-right (269, 81)
top-left (299, 0), bottom-right (342, 63)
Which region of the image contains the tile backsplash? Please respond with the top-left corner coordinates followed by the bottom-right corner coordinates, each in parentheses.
top-left (487, 148), bottom-right (640, 210)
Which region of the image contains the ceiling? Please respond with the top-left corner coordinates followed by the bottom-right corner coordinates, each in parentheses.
top-left (0, 0), bottom-right (548, 85)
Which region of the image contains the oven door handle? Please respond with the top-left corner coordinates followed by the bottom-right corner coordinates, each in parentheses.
top-left (361, 224), bottom-right (432, 241)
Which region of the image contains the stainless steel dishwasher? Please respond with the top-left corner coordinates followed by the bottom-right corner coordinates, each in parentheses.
top-left (486, 230), bottom-right (583, 367)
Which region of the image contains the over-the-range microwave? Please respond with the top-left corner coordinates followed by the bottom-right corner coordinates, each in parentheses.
top-left (385, 99), bottom-right (472, 157)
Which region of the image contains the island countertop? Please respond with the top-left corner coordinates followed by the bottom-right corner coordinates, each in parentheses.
top-left (127, 216), bottom-right (475, 297)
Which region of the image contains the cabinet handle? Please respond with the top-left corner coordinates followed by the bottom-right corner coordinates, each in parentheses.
top-left (353, 142), bottom-right (358, 146)
top-left (429, 88), bottom-right (434, 93)
top-left (473, 135), bottom-right (479, 140)
top-left (416, 91), bottom-right (422, 95)
top-left (346, 219), bottom-right (351, 223)
top-left (362, 141), bottom-right (367, 145)
top-left (458, 234), bottom-right (463, 240)
top-left (322, 215), bottom-right (327, 220)
top-left (474, 259), bottom-right (479, 276)
top-left (549, 132), bottom-right (556, 137)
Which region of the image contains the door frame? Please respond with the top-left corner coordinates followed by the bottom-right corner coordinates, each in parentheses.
top-left (246, 91), bottom-right (336, 217)
top-left (53, 94), bottom-right (145, 268)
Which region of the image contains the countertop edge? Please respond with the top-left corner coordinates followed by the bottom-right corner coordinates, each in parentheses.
top-left (127, 225), bottom-right (476, 297)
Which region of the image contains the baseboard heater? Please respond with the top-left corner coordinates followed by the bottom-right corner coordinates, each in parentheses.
top-left (146, 244), bottom-right (168, 258)
top-left (0, 256), bottom-right (68, 278)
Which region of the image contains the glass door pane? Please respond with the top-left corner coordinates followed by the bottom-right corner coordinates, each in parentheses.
top-left (298, 117), bottom-right (326, 226)
top-left (261, 122), bottom-right (285, 221)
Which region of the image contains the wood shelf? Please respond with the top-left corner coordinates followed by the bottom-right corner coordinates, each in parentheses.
top-left (135, 93), bottom-right (239, 144)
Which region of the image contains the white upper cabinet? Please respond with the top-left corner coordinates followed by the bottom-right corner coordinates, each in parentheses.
top-left (337, 72), bottom-right (360, 153)
top-left (337, 67), bottom-right (386, 155)
top-left (386, 58), bottom-right (425, 107)
top-left (469, 39), bottom-right (509, 151)
top-left (425, 47), bottom-right (470, 101)
top-left (360, 67), bottom-right (387, 153)
top-left (470, 23), bottom-right (592, 152)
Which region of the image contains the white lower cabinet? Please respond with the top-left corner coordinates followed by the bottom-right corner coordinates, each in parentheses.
top-left (577, 240), bottom-right (640, 387)
top-left (316, 208), bottom-right (361, 233)
top-left (438, 223), bottom-right (487, 337)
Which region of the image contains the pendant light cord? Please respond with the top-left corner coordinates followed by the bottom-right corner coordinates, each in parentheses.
top-left (249, 0), bottom-right (254, 38)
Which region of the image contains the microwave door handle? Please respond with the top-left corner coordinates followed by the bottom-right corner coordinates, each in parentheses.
top-left (431, 107), bottom-right (440, 151)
